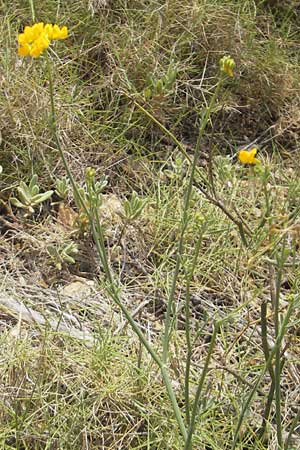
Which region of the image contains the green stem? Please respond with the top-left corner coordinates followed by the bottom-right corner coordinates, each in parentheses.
top-left (45, 52), bottom-right (188, 443)
top-left (184, 231), bottom-right (203, 425)
top-left (162, 79), bottom-right (222, 364)
top-left (258, 296), bottom-right (275, 440)
top-left (28, 0), bottom-right (36, 21)
top-left (284, 408), bottom-right (300, 450)
top-left (257, 175), bottom-right (271, 230)
top-left (274, 245), bottom-right (286, 449)
top-left (232, 296), bottom-right (295, 449)
top-left (260, 299), bottom-right (275, 382)
top-left (184, 297), bottom-right (192, 426)
top-left (45, 54), bottom-right (78, 197)
top-left (93, 209), bottom-right (187, 440)
top-left (258, 359), bottom-right (284, 441)
top-left (184, 321), bottom-right (220, 450)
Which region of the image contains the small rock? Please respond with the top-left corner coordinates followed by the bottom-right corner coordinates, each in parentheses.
top-left (99, 194), bottom-right (123, 223)
top-left (62, 280), bottom-right (94, 298)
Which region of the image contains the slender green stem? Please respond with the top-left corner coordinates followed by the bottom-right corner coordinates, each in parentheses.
top-left (274, 245), bottom-right (286, 449)
top-left (184, 321), bottom-right (220, 450)
top-left (257, 174), bottom-right (271, 230)
top-left (45, 54), bottom-right (79, 198)
top-left (28, 0), bottom-right (36, 21)
top-left (95, 208), bottom-right (188, 440)
top-left (284, 408), bottom-right (300, 450)
top-left (237, 222), bottom-right (248, 247)
top-left (93, 194), bottom-right (187, 442)
top-left (258, 296), bottom-right (275, 440)
top-left (162, 79), bottom-right (222, 364)
top-left (258, 359), bottom-right (284, 441)
top-left (258, 174), bottom-right (274, 437)
top-left (260, 299), bottom-right (274, 382)
top-left (45, 52), bottom-right (188, 443)
top-left (184, 231), bottom-right (203, 425)
top-left (232, 296), bottom-right (295, 449)
top-left (184, 292), bottom-right (192, 426)
top-left (162, 201), bottom-right (188, 363)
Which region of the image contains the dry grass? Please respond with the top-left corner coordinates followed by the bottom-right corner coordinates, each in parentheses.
top-left (0, 0), bottom-right (300, 448)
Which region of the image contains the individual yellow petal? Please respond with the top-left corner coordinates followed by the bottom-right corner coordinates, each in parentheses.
top-left (52, 24), bottom-right (68, 40)
top-left (57, 26), bottom-right (68, 39)
top-left (18, 44), bottom-right (30, 56)
top-left (23, 25), bottom-right (34, 42)
top-left (31, 22), bottom-right (44, 40)
top-left (37, 33), bottom-right (50, 49)
top-left (18, 33), bottom-right (27, 45)
top-left (29, 43), bottom-right (43, 58)
top-left (24, 27), bottom-right (36, 44)
top-left (44, 24), bottom-right (54, 39)
top-left (249, 148), bottom-right (257, 158)
top-left (52, 24), bottom-right (61, 39)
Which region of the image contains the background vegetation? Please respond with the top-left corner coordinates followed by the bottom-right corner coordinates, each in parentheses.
top-left (0, 0), bottom-right (300, 448)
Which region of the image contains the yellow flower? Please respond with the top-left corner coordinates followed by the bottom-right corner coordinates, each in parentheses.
top-left (219, 55), bottom-right (236, 77)
top-left (18, 23), bottom-right (68, 58)
top-left (52, 25), bottom-right (68, 40)
top-left (238, 148), bottom-right (260, 165)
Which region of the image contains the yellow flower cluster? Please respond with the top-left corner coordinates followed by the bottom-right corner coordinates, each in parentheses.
top-left (238, 148), bottom-right (260, 165)
top-left (219, 55), bottom-right (236, 77)
top-left (18, 23), bottom-right (68, 58)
